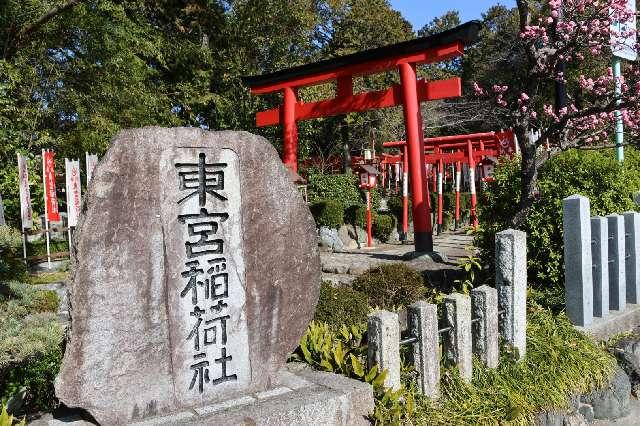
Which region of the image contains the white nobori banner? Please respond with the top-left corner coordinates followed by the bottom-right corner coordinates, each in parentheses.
top-left (86, 153), bottom-right (99, 184)
top-left (65, 159), bottom-right (82, 227)
top-left (17, 154), bottom-right (33, 229)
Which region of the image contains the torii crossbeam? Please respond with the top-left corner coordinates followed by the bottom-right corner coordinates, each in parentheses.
top-left (242, 21), bottom-right (481, 252)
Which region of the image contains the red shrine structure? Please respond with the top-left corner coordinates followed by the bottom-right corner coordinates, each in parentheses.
top-left (243, 22), bottom-right (482, 252)
top-left (382, 130), bottom-right (517, 236)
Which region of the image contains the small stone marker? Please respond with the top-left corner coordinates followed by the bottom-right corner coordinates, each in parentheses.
top-left (495, 228), bottom-right (527, 358)
top-left (607, 214), bottom-right (626, 311)
top-left (591, 217), bottom-right (609, 318)
top-left (624, 212), bottom-right (640, 304)
top-left (55, 128), bottom-right (320, 424)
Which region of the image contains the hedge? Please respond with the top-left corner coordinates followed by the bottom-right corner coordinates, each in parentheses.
top-left (476, 148), bottom-right (640, 298)
top-left (309, 200), bottom-right (344, 229)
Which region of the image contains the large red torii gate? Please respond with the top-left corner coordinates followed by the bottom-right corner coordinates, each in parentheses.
top-left (242, 22), bottom-right (481, 252)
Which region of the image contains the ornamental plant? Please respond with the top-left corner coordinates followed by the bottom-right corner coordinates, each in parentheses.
top-left (473, 0), bottom-right (640, 225)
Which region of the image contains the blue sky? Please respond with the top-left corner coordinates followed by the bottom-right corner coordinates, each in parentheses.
top-left (389, 0), bottom-right (516, 32)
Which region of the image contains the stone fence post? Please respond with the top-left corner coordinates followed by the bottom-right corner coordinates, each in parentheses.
top-left (443, 293), bottom-right (472, 381)
top-left (562, 196), bottom-right (593, 327)
top-left (624, 212), bottom-right (640, 304)
top-left (608, 214), bottom-right (626, 311)
top-left (471, 285), bottom-right (499, 368)
top-left (495, 229), bottom-right (527, 359)
top-left (407, 301), bottom-right (439, 397)
top-left (591, 217), bottom-right (609, 318)
top-left (367, 311), bottom-right (401, 391)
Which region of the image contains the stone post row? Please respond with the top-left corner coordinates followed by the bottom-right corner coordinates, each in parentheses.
top-left (495, 229), bottom-right (527, 359)
top-left (367, 311), bottom-right (401, 391)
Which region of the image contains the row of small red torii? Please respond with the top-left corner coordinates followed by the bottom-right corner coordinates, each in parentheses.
top-left (243, 22), bottom-right (484, 252)
top-left (372, 130), bottom-right (516, 238)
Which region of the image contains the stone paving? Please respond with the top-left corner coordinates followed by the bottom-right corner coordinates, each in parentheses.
top-left (321, 230), bottom-right (475, 286)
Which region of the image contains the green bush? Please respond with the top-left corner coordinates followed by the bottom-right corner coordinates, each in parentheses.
top-left (309, 200), bottom-right (344, 229)
top-left (344, 204), bottom-right (377, 229)
top-left (0, 281), bottom-right (64, 413)
top-left (373, 214), bottom-right (396, 242)
top-left (307, 173), bottom-right (361, 209)
top-left (0, 226), bottom-right (26, 282)
top-left (313, 282), bottom-right (369, 329)
top-left (387, 195), bottom-right (411, 224)
top-left (477, 148), bottom-right (640, 295)
top-left (352, 263), bottom-right (428, 309)
top-left (30, 291), bottom-right (59, 314)
top-left (0, 342), bottom-right (62, 413)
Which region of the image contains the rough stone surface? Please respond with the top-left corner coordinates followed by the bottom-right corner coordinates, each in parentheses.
top-left (578, 403), bottom-right (594, 423)
top-left (581, 366), bottom-right (631, 420)
top-left (562, 196), bottom-right (593, 327)
top-left (55, 128), bottom-right (321, 425)
top-left (407, 301), bottom-right (439, 397)
top-left (495, 229), bottom-right (527, 358)
top-left (591, 217), bottom-right (609, 318)
top-left (443, 293), bottom-right (472, 381)
top-left (337, 225), bottom-right (359, 249)
top-left (608, 214), bottom-right (626, 311)
top-left (367, 310), bottom-right (401, 390)
top-left (471, 285), bottom-right (499, 368)
top-left (319, 227), bottom-right (345, 251)
top-left (613, 338), bottom-right (640, 395)
top-left (535, 411), bottom-right (588, 426)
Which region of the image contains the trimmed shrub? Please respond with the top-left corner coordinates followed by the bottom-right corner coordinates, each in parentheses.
top-left (476, 148), bottom-right (640, 295)
top-left (30, 291), bottom-right (59, 314)
top-left (373, 214), bottom-right (396, 242)
top-left (387, 195), bottom-right (411, 224)
top-left (308, 173), bottom-right (361, 209)
top-left (0, 280), bottom-right (65, 413)
top-left (344, 204), bottom-right (377, 228)
top-left (309, 200), bottom-right (344, 229)
top-left (0, 341), bottom-right (62, 412)
top-left (313, 281), bottom-right (369, 329)
top-left (0, 226), bottom-right (26, 282)
top-left (352, 263), bottom-right (427, 309)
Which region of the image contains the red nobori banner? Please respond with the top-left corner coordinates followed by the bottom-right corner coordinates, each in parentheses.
top-left (43, 150), bottom-right (60, 222)
top-left (17, 154), bottom-right (33, 229)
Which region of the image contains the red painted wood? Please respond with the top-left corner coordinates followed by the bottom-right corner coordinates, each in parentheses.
top-left (256, 78), bottom-right (461, 127)
top-left (399, 62), bottom-right (433, 249)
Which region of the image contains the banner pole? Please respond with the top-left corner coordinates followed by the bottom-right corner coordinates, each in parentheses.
top-left (42, 149), bottom-right (52, 269)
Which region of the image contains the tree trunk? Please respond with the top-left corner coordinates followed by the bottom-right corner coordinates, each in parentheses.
top-left (511, 126), bottom-right (538, 227)
top-left (340, 115), bottom-right (352, 174)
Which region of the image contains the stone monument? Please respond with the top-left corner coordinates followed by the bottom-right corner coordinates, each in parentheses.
top-left (55, 128), bottom-right (372, 425)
